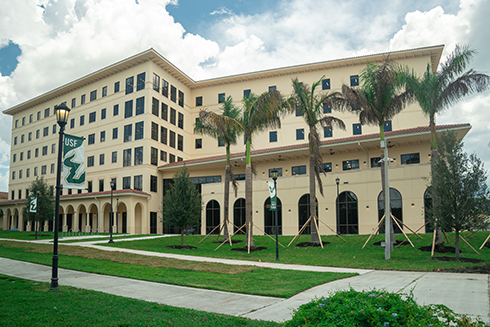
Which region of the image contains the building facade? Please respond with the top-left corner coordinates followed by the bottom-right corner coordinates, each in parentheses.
top-left (0, 45), bottom-right (470, 236)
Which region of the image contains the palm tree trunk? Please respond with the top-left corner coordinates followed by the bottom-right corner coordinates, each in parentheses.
top-left (309, 153), bottom-right (320, 244)
top-left (181, 229), bottom-right (184, 247)
top-left (455, 229), bottom-right (460, 259)
top-left (379, 125), bottom-right (395, 240)
top-left (429, 117), bottom-right (444, 249)
top-left (223, 164), bottom-right (230, 241)
top-left (245, 139), bottom-right (255, 250)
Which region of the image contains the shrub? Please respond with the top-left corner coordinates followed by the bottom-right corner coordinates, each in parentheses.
top-left (284, 288), bottom-right (486, 326)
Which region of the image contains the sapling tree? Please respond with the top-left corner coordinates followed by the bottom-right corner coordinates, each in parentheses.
top-left (24, 177), bottom-right (55, 234)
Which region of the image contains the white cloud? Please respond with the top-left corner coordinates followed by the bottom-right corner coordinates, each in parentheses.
top-left (210, 7), bottom-right (233, 16)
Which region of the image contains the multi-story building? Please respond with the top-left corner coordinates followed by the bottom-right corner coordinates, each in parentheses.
top-left (0, 44), bottom-right (470, 236)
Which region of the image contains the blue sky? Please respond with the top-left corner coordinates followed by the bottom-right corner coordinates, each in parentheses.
top-left (0, 0), bottom-right (489, 192)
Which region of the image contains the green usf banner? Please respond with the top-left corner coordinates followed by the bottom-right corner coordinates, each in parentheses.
top-left (29, 196), bottom-right (37, 213)
top-left (267, 181), bottom-right (277, 211)
top-left (63, 134), bottom-right (86, 189)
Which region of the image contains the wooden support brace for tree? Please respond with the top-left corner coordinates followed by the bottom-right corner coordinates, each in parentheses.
top-left (442, 230), bottom-right (450, 243)
top-left (391, 215), bottom-right (423, 239)
top-left (431, 228), bottom-right (437, 257)
top-left (459, 234), bottom-right (479, 255)
top-left (252, 223), bottom-right (285, 248)
top-left (312, 217), bottom-right (323, 249)
top-left (215, 223), bottom-right (246, 251)
top-left (287, 216), bottom-right (312, 247)
top-left (479, 233), bottom-right (490, 250)
top-left (391, 214), bottom-right (414, 247)
top-left (396, 222), bottom-right (428, 249)
top-left (362, 215), bottom-right (385, 249)
top-left (199, 221), bottom-right (225, 244)
top-left (317, 217), bottom-right (347, 243)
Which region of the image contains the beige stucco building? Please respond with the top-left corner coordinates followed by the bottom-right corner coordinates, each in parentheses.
top-left (0, 44), bottom-right (470, 236)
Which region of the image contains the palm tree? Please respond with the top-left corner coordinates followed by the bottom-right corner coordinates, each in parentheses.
top-left (240, 91), bottom-right (284, 250)
top-left (404, 45), bottom-right (489, 247)
top-left (194, 96), bottom-right (241, 241)
top-left (286, 77), bottom-right (346, 244)
top-left (332, 59), bottom-right (414, 242)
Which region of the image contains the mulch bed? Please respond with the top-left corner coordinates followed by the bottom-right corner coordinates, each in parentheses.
top-left (419, 245), bottom-right (462, 254)
top-left (295, 242), bottom-right (331, 247)
top-left (165, 245), bottom-right (197, 250)
top-left (231, 246), bottom-right (268, 252)
top-left (212, 240), bottom-right (243, 244)
top-left (372, 240), bottom-right (409, 246)
top-left (439, 264), bottom-right (490, 274)
top-left (431, 256), bottom-right (483, 263)
top-left (483, 242), bottom-right (490, 249)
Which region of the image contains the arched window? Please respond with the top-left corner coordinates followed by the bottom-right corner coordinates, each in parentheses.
top-left (378, 188), bottom-right (403, 234)
top-left (337, 191), bottom-right (358, 234)
top-left (264, 197), bottom-right (282, 235)
top-left (424, 188), bottom-right (433, 234)
top-left (233, 198), bottom-right (246, 235)
top-left (298, 194), bottom-right (318, 235)
top-left (206, 200), bottom-right (220, 234)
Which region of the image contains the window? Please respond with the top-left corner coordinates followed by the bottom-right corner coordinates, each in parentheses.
top-left (19, 152), bottom-right (23, 161)
top-left (161, 103), bottom-right (168, 121)
top-left (43, 127), bottom-right (49, 136)
top-left (88, 181), bottom-right (93, 193)
top-left (151, 147), bottom-right (158, 166)
top-left (178, 90), bottom-right (184, 107)
top-left (151, 122), bottom-right (158, 141)
top-left (34, 167), bottom-right (38, 176)
top-left (243, 89), bottom-right (251, 99)
top-left (161, 126), bottom-right (167, 144)
top-left (80, 115), bottom-right (85, 126)
top-left (114, 81), bottom-right (120, 93)
top-left (21, 134), bottom-right (25, 143)
top-left (26, 168), bottom-right (30, 178)
top-left (100, 131), bottom-right (106, 142)
top-left (22, 117), bottom-right (25, 126)
top-left (371, 157), bottom-right (382, 168)
top-left (125, 100), bottom-right (133, 118)
top-left (112, 151), bottom-right (117, 163)
top-left (383, 121), bottom-right (392, 132)
top-left (90, 90), bottom-right (97, 101)
top-left (102, 86), bottom-right (107, 97)
top-left (11, 190), bottom-right (14, 199)
top-left (134, 146), bottom-right (143, 165)
top-left (113, 127), bottom-right (118, 139)
top-left (37, 111), bottom-right (41, 120)
top-left (126, 76), bottom-right (134, 94)
top-left (89, 111), bottom-right (96, 123)
top-left (269, 131), bottom-right (277, 142)
top-left (153, 73), bottom-right (160, 91)
top-left (170, 85), bottom-right (177, 102)
top-left (14, 136), bottom-right (17, 145)
top-left (35, 148), bottom-right (39, 157)
top-left (134, 175), bottom-right (143, 191)
top-left (401, 153), bottom-right (420, 165)
top-left (42, 146), bottom-right (47, 156)
top-left (124, 124), bottom-right (132, 142)
top-left (324, 127), bottom-right (332, 138)
top-left (123, 149), bottom-right (131, 167)
top-left (353, 123), bottom-right (362, 135)
top-left (136, 97), bottom-right (144, 115)
top-left (152, 97), bottom-right (159, 116)
top-left (101, 108), bottom-right (106, 120)
top-left (296, 128), bottom-right (304, 140)
top-left (12, 154), bottom-right (16, 162)
top-left (99, 153), bottom-right (105, 165)
top-left (137, 73), bottom-right (145, 91)
top-left (292, 165), bottom-right (306, 175)
top-left (268, 168), bottom-right (282, 177)
top-left (113, 104), bottom-right (119, 116)
top-left (81, 94), bottom-right (86, 105)
top-left (321, 163), bottom-right (332, 172)
top-left (18, 189), bottom-right (22, 199)
top-left (178, 112), bottom-right (184, 129)
top-left (52, 124), bottom-right (57, 134)
top-left (51, 143), bottom-right (55, 154)
top-left (170, 108), bottom-right (176, 125)
top-left (218, 93), bottom-right (225, 103)
top-left (27, 150), bottom-right (31, 159)
top-left (322, 78), bottom-right (331, 90)
top-left (177, 134), bottom-right (183, 151)
top-left (169, 154), bottom-right (176, 163)
top-left (295, 106), bottom-right (302, 116)
top-left (169, 131), bottom-right (176, 148)
top-left (70, 119), bottom-right (75, 129)
top-left (135, 122), bottom-right (144, 140)
top-left (123, 177), bottom-right (131, 189)
top-left (323, 103), bottom-right (331, 114)
top-left (343, 159), bottom-right (359, 170)
top-left (150, 175), bottom-right (158, 192)
top-left (15, 119), bottom-right (18, 128)
top-left (44, 108), bottom-right (50, 118)
top-left (41, 165), bottom-right (47, 175)
top-left (195, 138), bottom-right (202, 149)
top-left (36, 130), bottom-right (40, 139)
top-left (160, 150), bottom-right (167, 161)
top-left (350, 75), bottom-right (359, 87)
top-left (218, 137), bottom-right (225, 147)
top-left (88, 134), bottom-right (95, 145)
top-left (19, 170), bottom-right (22, 179)
top-left (87, 156), bottom-right (94, 167)
top-left (99, 179), bottom-right (104, 192)
top-left (269, 86), bottom-right (276, 91)
top-left (162, 79), bottom-right (169, 97)
top-left (196, 96), bottom-right (202, 107)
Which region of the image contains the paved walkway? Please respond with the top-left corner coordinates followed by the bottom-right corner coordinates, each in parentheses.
top-left (0, 236), bottom-right (488, 323)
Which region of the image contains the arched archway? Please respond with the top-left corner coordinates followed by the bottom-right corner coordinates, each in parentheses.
top-left (233, 198), bottom-right (246, 234)
top-left (116, 202), bottom-right (127, 234)
top-left (337, 191), bottom-right (359, 234)
top-left (134, 203), bottom-right (143, 234)
top-left (424, 188), bottom-right (433, 233)
top-left (65, 205), bottom-right (75, 232)
top-left (298, 194), bottom-right (318, 235)
top-left (77, 205), bottom-right (87, 232)
top-left (264, 197), bottom-right (282, 235)
top-left (378, 188), bottom-right (403, 234)
top-left (206, 200), bottom-right (220, 234)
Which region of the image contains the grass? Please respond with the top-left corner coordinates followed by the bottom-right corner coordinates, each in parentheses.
top-left (102, 231), bottom-right (490, 271)
top-left (0, 274), bottom-right (279, 327)
top-left (0, 240), bottom-right (355, 298)
top-left (0, 229), bottom-right (57, 240)
top-left (59, 234), bottom-right (155, 243)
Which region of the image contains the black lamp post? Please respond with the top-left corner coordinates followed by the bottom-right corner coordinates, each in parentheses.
top-left (335, 177), bottom-right (340, 234)
top-left (50, 103), bottom-right (70, 290)
top-left (116, 196), bottom-right (119, 234)
top-left (35, 190), bottom-right (40, 240)
top-left (270, 168), bottom-right (279, 261)
top-left (109, 181), bottom-right (115, 243)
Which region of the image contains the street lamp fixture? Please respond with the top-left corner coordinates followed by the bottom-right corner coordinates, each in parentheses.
top-left (51, 103), bottom-right (70, 291)
top-left (109, 181), bottom-right (115, 243)
top-left (335, 177), bottom-right (340, 235)
top-left (270, 168), bottom-right (279, 261)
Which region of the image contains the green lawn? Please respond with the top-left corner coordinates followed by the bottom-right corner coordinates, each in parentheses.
top-left (103, 231), bottom-right (490, 271)
top-left (0, 274), bottom-right (279, 327)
